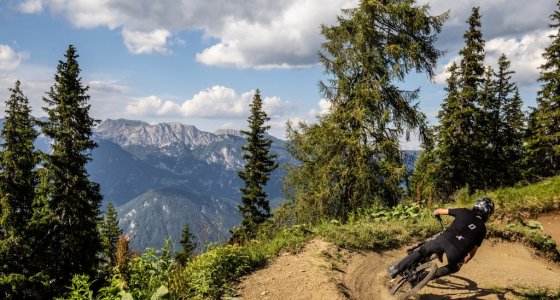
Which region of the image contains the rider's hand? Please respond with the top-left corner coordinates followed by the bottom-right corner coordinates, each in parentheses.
top-left (433, 210), bottom-right (442, 222)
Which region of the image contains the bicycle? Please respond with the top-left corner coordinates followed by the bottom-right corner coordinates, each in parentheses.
top-left (389, 215), bottom-right (446, 300)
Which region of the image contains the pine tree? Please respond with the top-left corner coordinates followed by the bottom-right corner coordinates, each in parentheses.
top-left (479, 66), bottom-right (497, 187)
top-left (525, 1), bottom-right (560, 179)
top-left (458, 6), bottom-right (487, 191)
top-left (435, 62), bottom-right (465, 198)
top-left (99, 203), bottom-right (122, 275)
top-left (494, 54), bottom-right (525, 185)
top-left (234, 90), bottom-right (278, 241)
top-left (285, 0), bottom-right (447, 221)
top-left (0, 80), bottom-right (40, 297)
top-left (502, 88), bottom-right (525, 184)
top-left (432, 7), bottom-right (488, 199)
top-left (175, 222), bottom-right (196, 266)
top-left (40, 45), bottom-right (103, 294)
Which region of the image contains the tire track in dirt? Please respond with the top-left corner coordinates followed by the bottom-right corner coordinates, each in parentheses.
top-left (237, 213), bottom-right (560, 300)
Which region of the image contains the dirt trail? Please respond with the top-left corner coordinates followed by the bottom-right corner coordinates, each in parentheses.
top-left (237, 214), bottom-right (560, 300)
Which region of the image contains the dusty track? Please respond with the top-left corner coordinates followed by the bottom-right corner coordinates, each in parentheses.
top-left (237, 214), bottom-right (560, 300)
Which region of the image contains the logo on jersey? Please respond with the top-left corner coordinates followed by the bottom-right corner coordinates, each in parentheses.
top-left (468, 224), bottom-right (476, 230)
top-left (456, 235), bottom-right (464, 241)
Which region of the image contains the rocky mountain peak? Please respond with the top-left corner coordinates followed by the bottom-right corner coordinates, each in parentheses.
top-left (214, 129), bottom-right (244, 138)
top-left (94, 119), bottom-right (218, 148)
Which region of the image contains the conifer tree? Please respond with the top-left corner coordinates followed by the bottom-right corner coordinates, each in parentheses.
top-left (234, 90), bottom-right (278, 240)
top-left (175, 222), bottom-right (196, 266)
top-left (525, 1), bottom-right (560, 179)
top-left (40, 45), bottom-right (103, 293)
top-left (434, 62), bottom-right (465, 197)
top-left (0, 80), bottom-right (40, 297)
top-left (285, 0), bottom-right (447, 221)
top-left (432, 7), bottom-right (488, 198)
top-left (502, 88), bottom-right (525, 184)
top-left (99, 203), bottom-right (122, 275)
top-left (494, 54), bottom-right (525, 185)
top-left (458, 6), bottom-right (487, 191)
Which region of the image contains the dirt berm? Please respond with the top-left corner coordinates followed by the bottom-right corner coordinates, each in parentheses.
top-left (237, 215), bottom-right (560, 300)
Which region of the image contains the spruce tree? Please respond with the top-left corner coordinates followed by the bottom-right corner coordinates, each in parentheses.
top-left (502, 88), bottom-right (525, 184)
top-left (432, 7), bottom-right (488, 199)
top-left (0, 80), bottom-right (40, 297)
top-left (40, 45), bottom-right (103, 294)
top-left (525, 1), bottom-right (560, 179)
top-left (435, 62), bottom-right (465, 198)
top-left (234, 90), bottom-right (278, 241)
top-left (458, 6), bottom-right (487, 191)
top-left (494, 54), bottom-right (525, 185)
top-left (175, 222), bottom-right (196, 266)
top-left (99, 203), bottom-right (122, 275)
top-left (285, 0), bottom-right (447, 221)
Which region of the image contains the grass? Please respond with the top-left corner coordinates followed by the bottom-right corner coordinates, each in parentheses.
top-left (522, 288), bottom-right (560, 299)
top-left (71, 175), bottom-right (560, 299)
top-left (458, 176), bottom-right (560, 220)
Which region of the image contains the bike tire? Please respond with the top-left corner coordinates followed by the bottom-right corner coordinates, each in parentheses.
top-left (390, 261), bottom-right (438, 300)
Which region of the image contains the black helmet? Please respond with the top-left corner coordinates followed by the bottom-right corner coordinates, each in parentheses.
top-left (473, 197), bottom-right (494, 221)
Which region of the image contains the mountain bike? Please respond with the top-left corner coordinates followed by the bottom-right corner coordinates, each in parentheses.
top-left (389, 216), bottom-right (446, 300)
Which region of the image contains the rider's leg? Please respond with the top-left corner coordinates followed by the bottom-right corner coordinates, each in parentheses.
top-left (433, 263), bottom-right (460, 279)
top-left (393, 245), bottom-right (429, 273)
top-left (432, 246), bottom-right (463, 279)
top-left (393, 237), bottom-right (444, 274)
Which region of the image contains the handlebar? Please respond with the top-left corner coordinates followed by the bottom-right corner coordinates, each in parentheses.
top-left (435, 214), bottom-right (445, 231)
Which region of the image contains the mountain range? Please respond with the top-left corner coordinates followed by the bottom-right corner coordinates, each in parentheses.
top-left (0, 118), bottom-right (418, 252)
top-left (89, 119), bottom-right (292, 251)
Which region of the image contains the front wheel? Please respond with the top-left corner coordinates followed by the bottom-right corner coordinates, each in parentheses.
top-left (390, 261), bottom-right (438, 300)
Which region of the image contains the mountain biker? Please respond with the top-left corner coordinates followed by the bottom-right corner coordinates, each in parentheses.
top-left (387, 197), bottom-right (495, 280)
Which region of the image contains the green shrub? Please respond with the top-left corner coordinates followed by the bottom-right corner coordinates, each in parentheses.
top-left (184, 244), bottom-right (266, 299)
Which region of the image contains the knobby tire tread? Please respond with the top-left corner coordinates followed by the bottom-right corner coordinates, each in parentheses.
top-left (390, 261), bottom-right (438, 300)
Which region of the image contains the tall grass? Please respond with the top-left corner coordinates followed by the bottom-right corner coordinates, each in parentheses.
top-left (61, 176), bottom-right (560, 299)
top-left (457, 176), bottom-right (560, 220)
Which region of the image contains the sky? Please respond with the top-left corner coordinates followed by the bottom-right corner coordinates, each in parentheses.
top-left (0, 0), bottom-right (556, 148)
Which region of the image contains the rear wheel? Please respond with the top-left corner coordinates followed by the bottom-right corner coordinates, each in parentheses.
top-left (389, 262), bottom-right (438, 300)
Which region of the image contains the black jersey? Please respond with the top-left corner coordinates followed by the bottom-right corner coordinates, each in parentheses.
top-left (441, 208), bottom-right (486, 256)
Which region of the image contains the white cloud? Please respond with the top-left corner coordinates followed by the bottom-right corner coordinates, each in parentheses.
top-left (122, 28), bottom-right (171, 55)
top-left (434, 29), bottom-right (550, 86)
top-left (89, 80), bottom-right (129, 94)
top-left (433, 55), bottom-right (459, 84)
top-left (180, 86), bottom-right (248, 118)
top-left (196, 0), bottom-right (355, 69)
top-left (485, 30), bottom-right (550, 85)
top-left (0, 45), bottom-right (28, 72)
top-left (124, 86), bottom-right (296, 119)
top-left (18, 0), bottom-right (44, 13)
top-left (308, 99), bottom-right (332, 116)
top-left (125, 95), bottom-right (176, 117)
top-left (48, 0), bottom-right (122, 29)
top-left (20, 0), bottom-right (356, 66)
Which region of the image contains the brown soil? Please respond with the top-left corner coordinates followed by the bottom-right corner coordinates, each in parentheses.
top-left (237, 213), bottom-right (560, 300)
top-left (538, 213), bottom-right (560, 247)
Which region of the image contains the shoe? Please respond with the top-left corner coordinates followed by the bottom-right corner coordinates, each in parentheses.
top-left (387, 265), bottom-right (399, 279)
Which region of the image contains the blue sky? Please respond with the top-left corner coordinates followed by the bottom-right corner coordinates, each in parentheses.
top-left (0, 0), bottom-right (555, 148)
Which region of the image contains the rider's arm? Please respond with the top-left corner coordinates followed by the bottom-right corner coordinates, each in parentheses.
top-left (464, 246), bottom-right (479, 264)
top-left (433, 208), bottom-right (449, 216)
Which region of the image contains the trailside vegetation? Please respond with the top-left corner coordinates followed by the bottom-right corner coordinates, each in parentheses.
top-left (415, 7), bottom-right (527, 203)
top-left (0, 80), bottom-right (42, 298)
top-left (4, 2), bottom-right (560, 299)
top-left (232, 90), bottom-right (278, 241)
top-left (40, 45), bottom-right (104, 295)
top-left (99, 203), bottom-right (123, 278)
top-left (525, 0), bottom-right (560, 180)
top-left (285, 0), bottom-right (448, 222)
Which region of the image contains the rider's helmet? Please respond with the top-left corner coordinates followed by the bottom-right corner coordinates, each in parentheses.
top-left (473, 197), bottom-right (494, 222)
